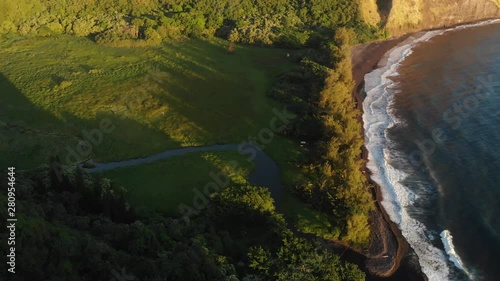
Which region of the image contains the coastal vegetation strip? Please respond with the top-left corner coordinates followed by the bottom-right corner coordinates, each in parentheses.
top-left (268, 28), bottom-right (373, 247)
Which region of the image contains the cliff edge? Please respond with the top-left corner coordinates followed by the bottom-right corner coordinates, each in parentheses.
top-left (361, 0), bottom-right (500, 36)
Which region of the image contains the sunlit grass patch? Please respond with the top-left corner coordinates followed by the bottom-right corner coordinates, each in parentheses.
top-left (0, 35), bottom-right (294, 168)
top-left (100, 151), bottom-right (254, 215)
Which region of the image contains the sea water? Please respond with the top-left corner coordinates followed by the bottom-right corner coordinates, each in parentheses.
top-left (363, 20), bottom-right (500, 281)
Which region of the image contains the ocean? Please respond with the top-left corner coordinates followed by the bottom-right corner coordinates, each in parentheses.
top-left (363, 20), bottom-right (500, 281)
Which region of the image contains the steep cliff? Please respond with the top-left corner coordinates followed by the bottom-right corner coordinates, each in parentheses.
top-left (361, 0), bottom-right (500, 36)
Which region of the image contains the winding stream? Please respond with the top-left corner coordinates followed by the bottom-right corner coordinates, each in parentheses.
top-left (84, 144), bottom-right (283, 203)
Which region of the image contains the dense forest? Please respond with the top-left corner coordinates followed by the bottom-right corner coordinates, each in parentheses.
top-left (270, 28), bottom-right (373, 246)
top-left (0, 167), bottom-right (365, 280)
top-left (1, 0), bottom-right (381, 279)
top-left (0, 0), bottom-right (385, 46)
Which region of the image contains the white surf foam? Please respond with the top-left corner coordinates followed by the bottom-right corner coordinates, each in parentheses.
top-left (441, 230), bottom-right (466, 271)
top-left (362, 19), bottom-right (500, 281)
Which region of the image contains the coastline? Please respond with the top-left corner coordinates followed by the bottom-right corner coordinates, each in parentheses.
top-left (351, 19), bottom-right (500, 280)
top-left (350, 34), bottom-right (427, 281)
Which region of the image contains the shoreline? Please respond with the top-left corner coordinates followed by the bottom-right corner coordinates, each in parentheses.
top-left (350, 35), bottom-right (424, 280)
top-left (351, 18), bottom-right (500, 280)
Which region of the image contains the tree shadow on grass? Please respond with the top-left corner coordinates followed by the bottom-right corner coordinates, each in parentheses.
top-left (140, 39), bottom-right (283, 145)
top-left (1, 72), bottom-right (250, 217)
top-left (0, 72), bottom-right (79, 169)
top-left (0, 71), bottom-right (183, 168)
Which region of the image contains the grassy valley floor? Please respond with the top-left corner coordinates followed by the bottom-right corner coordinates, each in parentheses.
top-left (100, 151), bottom-right (254, 215)
top-left (0, 35), bottom-right (294, 169)
top-left (0, 34), bottom-right (326, 244)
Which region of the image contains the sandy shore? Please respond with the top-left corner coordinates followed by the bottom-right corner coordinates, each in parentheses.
top-left (349, 35), bottom-right (428, 281)
top-left (349, 19), bottom-right (500, 280)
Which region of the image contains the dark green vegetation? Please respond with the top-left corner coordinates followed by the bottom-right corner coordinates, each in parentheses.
top-left (1, 0), bottom-right (381, 279)
top-left (0, 168), bottom-right (365, 281)
top-left (271, 29), bottom-right (373, 246)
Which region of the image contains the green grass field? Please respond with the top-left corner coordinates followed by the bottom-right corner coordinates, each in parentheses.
top-left (0, 34), bottom-right (334, 236)
top-left (100, 151), bottom-right (254, 215)
top-left (0, 35), bottom-right (294, 169)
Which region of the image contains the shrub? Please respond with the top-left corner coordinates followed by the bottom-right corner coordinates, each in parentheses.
top-left (0, 21), bottom-right (17, 34)
top-left (144, 27), bottom-right (161, 44)
top-left (72, 18), bottom-right (95, 36)
top-left (45, 21), bottom-right (65, 35)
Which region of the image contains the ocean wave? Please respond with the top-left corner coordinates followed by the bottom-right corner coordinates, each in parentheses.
top-left (440, 230), bottom-right (466, 271)
top-left (362, 19), bottom-right (500, 281)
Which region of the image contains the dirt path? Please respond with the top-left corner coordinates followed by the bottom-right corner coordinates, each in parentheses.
top-left (83, 144), bottom-right (284, 203)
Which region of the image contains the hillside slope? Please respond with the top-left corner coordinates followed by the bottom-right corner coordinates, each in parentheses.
top-left (361, 0), bottom-right (500, 36)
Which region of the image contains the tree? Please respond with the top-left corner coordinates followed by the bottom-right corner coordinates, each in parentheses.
top-left (72, 18), bottom-right (95, 36)
top-left (144, 27), bottom-right (161, 44)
